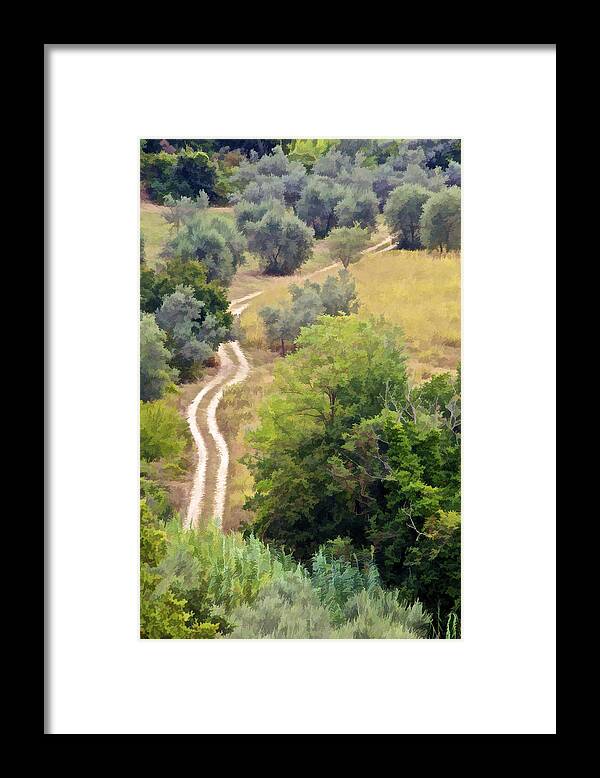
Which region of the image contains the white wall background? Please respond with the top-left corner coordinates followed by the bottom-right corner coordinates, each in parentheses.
top-left (47, 45), bottom-right (556, 735)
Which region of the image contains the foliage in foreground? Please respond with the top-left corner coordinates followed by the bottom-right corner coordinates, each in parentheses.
top-left (243, 314), bottom-right (461, 625)
top-left (139, 488), bottom-right (438, 639)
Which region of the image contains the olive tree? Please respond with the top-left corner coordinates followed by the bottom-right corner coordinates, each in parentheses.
top-left (296, 176), bottom-right (345, 238)
top-left (156, 285), bottom-right (230, 378)
top-left (384, 184), bottom-right (431, 249)
top-left (259, 270), bottom-right (359, 355)
top-left (334, 187), bottom-right (379, 231)
top-left (326, 225), bottom-right (371, 269)
top-left (319, 270), bottom-right (359, 316)
top-left (165, 212), bottom-right (246, 286)
top-left (244, 203), bottom-right (314, 275)
top-left (162, 190), bottom-right (209, 229)
top-left (419, 187), bottom-right (461, 253)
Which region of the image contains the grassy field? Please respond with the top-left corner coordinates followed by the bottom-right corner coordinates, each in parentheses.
top-left (216, 348), bottom-right (279, 531)
top-left (239, 249), bottom-right (461, 381)
top-left (140, 202), bottom-right (235, 270)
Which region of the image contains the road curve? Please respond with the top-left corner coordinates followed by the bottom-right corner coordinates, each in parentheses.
top-left (183, 235), bottom-right (393, 530)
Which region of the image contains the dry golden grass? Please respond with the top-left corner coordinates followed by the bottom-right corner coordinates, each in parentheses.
top-left (353, 249), bottom-right (461, 381)
top-left (239, 249), bottom-right (460, 380)
top-left (140, 203), bottom-right (171, 269)
top-left (215, 348), bottom-right (278, 531)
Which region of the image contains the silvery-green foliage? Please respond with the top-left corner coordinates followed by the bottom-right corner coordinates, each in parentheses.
top-left (402, 163), bottom-right (448, 192)
top-left (446, 160), bottom-right (461, 187)
top-left (255, 144), bottom-right (291, 177)
top-left (389, 143), bottom-right (427, 172)
top-left (424, 166), bottom-right (449, 192)
top-left (319, 269), bottom-right (359, 316)
top-left (337, 163), bottom-right (376, 192)
top-left (227, 572), bottom-right (334, 639)
top-left (281, 162), bottom-right (307, 208)
top-left (296, 176), bottom-right (345, 238)
top-left (335, 589), bottom-right (431, 639)
top-left (259, 305), bottom-right (299, 349)
top-left (245, 203), bottom-right (315, 275)
top-left (165, 211), bottom-right (246, 285)
top-left (156, 285), bottom-right (225, 370)
top-left (288, 280), bottom-right (326, 327)
top-left (312, 148), bottom-right (353, 179)
top-left (162, 190), bottom-right (209, 229)
top-left (233, 198), bottom-right (272, 230)
top-left (156, 284), bottom-right (204, 337)
top-left (309, 546), bottom-right (380, 625)
top-left (240, 176), bottom-right (286, 205)
top-left (334, 187), bottom-right (379, 231)
top-left (419, 186), bottom-right (461, 252)
top-left (260, 270), bottom-right (358, 352)
top-left (140, 313), bottom-right (179, 401)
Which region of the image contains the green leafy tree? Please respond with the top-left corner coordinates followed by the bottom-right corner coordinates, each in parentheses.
top-left (402, 510), bottom-right (461, 626)
top-left (244, 316), bottom-right (407, 558)
top-left (419, 186), bottom-right (461, 252)
top-left (384, 184), bottom-right (431, 249)
top-left (326, 225), bottom-right (371, 268)
top-left (140, 313), bottom-right (178, 401)
top-left (287, 139), bottom-right (338, 171)
top-left (140, 500), bottom-right (219, 639)
top-left (140, 399), bottom-right (189, 463)
top-left (327, 371), bottom-right (461, 623)
top-left (140, 147), bottom-right (219, 203)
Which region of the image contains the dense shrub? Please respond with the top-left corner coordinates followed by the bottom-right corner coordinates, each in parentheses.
top-left (140, 258), bottom-right (232, 332)
top-left (141, 147), bottom-right (219, 203)
top-left (140, 399), bottom-right (189, 464)
top-left (244, 316), bottom-right (407, 557)
top-left (156, 285), bottom-right (230, 379)
top-left (162, 191), bottom-right (209, 229)
top-left (140, 313), bottom-right (178, 401)
top-left (140, 499), bottom-right (219, 638)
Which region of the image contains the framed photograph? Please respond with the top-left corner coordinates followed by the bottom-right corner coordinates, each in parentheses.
top-left (46, 44), bottom-right (556, 734)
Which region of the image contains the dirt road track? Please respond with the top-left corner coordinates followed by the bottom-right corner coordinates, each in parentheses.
top-left (183, 234), bottom-right (394, 530)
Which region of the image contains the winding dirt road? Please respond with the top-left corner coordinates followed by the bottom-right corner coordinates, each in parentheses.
top-left (183, 234), bottom-right (394, 531)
